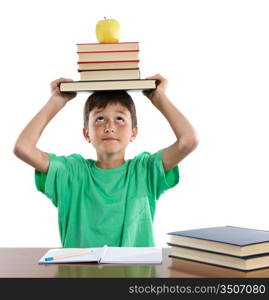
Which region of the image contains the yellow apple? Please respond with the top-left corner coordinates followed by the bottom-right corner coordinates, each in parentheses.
top-left (96, 17), bottom-right (120, 43)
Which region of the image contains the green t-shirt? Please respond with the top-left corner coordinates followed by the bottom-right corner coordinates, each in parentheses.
top-left (35, 150), bottom-right (179, 247)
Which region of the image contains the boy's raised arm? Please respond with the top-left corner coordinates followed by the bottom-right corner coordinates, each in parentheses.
top-left (143, 74), bottom-right (199, 172)
top-left (13, 78), bottom-right (76, 173)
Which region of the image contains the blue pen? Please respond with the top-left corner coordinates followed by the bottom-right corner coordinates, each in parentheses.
top-left (45, 249), bottom-right (93, 262)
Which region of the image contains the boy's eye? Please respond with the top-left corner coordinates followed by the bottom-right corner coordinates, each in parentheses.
top-left (116, 116), bottom-right (125, 123)
top-left (96, 116), bottom-right (105, 122)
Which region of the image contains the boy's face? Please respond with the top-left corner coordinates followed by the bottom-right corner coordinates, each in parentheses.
top-left (83, 103), bottom-right (138, 156)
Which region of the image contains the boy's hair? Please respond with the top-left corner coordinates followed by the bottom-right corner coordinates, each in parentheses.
top-left (83, 91), bottom-right (137, 129)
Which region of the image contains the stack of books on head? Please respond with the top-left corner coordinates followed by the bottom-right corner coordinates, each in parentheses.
top-left (167, 226), bottom-right (269, 271)
top-left (60, 42), bottom-right (156, 92)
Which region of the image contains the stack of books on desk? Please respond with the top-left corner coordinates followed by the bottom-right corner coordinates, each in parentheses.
top-left (60, 42), bottom-right (156, 92)
top-left (169, 256), bottom-right (269, 278)
top-left (167, 226), bottom-right (269, 271)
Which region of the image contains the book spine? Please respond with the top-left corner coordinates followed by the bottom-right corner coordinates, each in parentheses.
top-left (76, 42), bottom-right (139, 45)
top-left (77, 60), bottom-right (139, 64)
top-left (99, 245), bottom-right (108, 263)
top-left (77, 50), bottom-right (139, 54)
top-left (62, 79), bottom-right (154, 83)
top-left (78, 68), bottom-right (140, 72)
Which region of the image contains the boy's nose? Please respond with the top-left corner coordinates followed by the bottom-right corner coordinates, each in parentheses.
top-left (104, 122), bottom-right (115, 133)
top-left (104, 127), bottom-right (115, 133)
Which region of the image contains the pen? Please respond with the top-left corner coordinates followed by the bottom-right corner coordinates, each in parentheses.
top-left (45, 249), bottom-right (93, 262)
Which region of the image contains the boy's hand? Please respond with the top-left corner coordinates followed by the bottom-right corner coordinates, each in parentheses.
top-left (14, 78), bottom-right (76, 173)
top-left (143, 73), bottom-right (168, 103)
top-left (50, 78), bottom-right (77, 104)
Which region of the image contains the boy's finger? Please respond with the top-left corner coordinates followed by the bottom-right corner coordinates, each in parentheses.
top-left (146, 74), bottom-right (164, 81)
top-left (50, 78), bottom-right (73, 89)
top-left (52, 78), bottom-right (73, 84)
top-left (59, 78), bottom-right (73, 82)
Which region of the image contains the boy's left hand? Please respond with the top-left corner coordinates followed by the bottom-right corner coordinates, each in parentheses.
top-left (143, 73), bottom-right (168, 103)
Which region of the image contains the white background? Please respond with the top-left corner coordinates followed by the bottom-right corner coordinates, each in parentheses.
top-left (0, 0), bottom-right (269, 247)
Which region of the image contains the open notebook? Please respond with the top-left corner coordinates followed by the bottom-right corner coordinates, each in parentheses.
top-left (38, 246), bottom-right (162, 264)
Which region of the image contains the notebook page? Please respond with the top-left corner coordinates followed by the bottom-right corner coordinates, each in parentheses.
top-left (100, 247), bottom-right (162, 264)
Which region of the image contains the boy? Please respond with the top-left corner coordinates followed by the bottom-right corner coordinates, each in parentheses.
top-left (14, 74), bottom-right (198, 247)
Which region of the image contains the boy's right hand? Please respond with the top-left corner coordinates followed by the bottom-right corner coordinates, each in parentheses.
top-left (50, 78), bottom-right (77, 104)
top-left (14, 78), bottom-right (77, 173)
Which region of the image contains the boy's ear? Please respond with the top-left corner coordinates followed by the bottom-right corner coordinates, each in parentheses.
top-left (130, 127), bottom-right (138, 142)
top-left (83, 128), bottom-right (91, 143)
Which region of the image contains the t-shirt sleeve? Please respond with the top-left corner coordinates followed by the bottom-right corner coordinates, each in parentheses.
top-left (35, 153), bottom-right (72, 207)
top-left (141, 149), bottom-right (180, 200)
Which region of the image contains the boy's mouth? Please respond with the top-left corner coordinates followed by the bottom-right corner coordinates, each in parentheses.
top-left (102, 138), bottom-right (119, 141)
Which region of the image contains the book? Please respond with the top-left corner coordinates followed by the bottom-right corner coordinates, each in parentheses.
top-left (167, 226), bottom-right (269, 256)
top-left (169, 245), bottom-right (269, 271)
top-left (38, 246), bottom-right (162, 264)
top-left (169, 257), bottom-right (269, 278)
top-left (78, 60), bottom-right (140, 71)
top-left (77, 50), bottom-right (139, 62)
top-left (60, 79), bottom-right (156, 92)
top-left (77, 42), bottom-right (139, 52)
top-left (79, 69), bottom-right (140, 81)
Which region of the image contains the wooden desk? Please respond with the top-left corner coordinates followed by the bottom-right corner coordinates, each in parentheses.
top-left (0, 248), bottom-right (269, 278)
